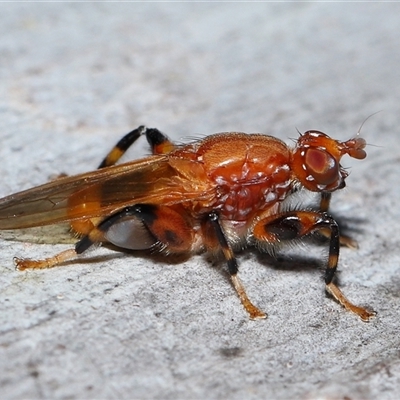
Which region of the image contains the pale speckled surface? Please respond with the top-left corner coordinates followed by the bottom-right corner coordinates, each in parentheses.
top-left (1, 3), bottom-right (400, 400)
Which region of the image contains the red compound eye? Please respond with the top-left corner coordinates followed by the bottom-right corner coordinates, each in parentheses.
top-left (305, 148), bottom-right (338, 185)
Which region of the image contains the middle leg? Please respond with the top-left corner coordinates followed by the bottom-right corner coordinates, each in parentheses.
top-left (203, 212), bottom-right (266, 320)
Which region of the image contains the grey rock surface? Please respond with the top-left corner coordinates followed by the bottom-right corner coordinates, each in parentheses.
top-left (1, 3), bottom-right (400, 399)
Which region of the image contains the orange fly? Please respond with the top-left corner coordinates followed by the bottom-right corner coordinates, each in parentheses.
top-left (0, 126), bottom-right (375, 321)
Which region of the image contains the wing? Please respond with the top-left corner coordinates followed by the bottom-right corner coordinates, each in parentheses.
top-left (0, 155), bottom-right (204, 230)
top-left (0, 224), bottom-right (76, 244)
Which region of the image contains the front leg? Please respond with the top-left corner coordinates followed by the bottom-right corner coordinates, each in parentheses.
top-left (319, 191), bottom-right (358, 249)
top-left (253, 210), bottom-right (375, 321)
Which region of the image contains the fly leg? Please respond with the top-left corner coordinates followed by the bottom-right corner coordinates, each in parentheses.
top-left (319, 191), bottom-right (358, 249)
top-left (15, 249), bottom-right (78, 271)
top-left (14, 224), bottom-right (108, 270)
top-left (98, 126), bottom-right (176, 168)
top-left (144, 127), bottom-right (176, 155)
top-left (16, 204), bottom-right (193, 270)
top-left (101, 204), bottom-right (194, 253)
top-left (205, 212), bottom-right (266, 320)
top-left (253, 210), bottom-right (375, 321)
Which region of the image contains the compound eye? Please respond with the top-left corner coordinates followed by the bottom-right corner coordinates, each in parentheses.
top-left (305, 148), bottom-right (338, 185)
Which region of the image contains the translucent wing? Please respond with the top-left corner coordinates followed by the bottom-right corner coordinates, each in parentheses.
top-left (0, 224), bottom-right (75, 244)
top-left (0, 155), bottom-right (199, 230)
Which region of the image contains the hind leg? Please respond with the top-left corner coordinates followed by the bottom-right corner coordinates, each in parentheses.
top-left (15, 204), bottom-right (193, 270)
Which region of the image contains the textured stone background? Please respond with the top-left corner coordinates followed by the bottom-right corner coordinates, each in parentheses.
top-left (1, 3), bottom-right (400, 399)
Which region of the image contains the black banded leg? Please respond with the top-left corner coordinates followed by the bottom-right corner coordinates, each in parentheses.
top-left (145, 127), bottom-right (176, 155)
top-left (98, 126), bottom-right (176, 168)
top-left (253, 211), bottom-right (375, 321)
top-left (75, 204), bottom-right (157, 254)
top-left (98, 126), bottom-right (147, 168)
top-left (319, 191), bottom-right (358, 249)
top-left (14, 209), bottom-right (122, 270)
top-left (15, 206), bottom-right (151, 271)
top-left (77, 204), bottom-right (193, 254)
top-left (16, 204), bottom-right (193, 271)
top-left (319, 191), bottom-right (332, 212)
top-left (208, 212), bottom-right (266, 320)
